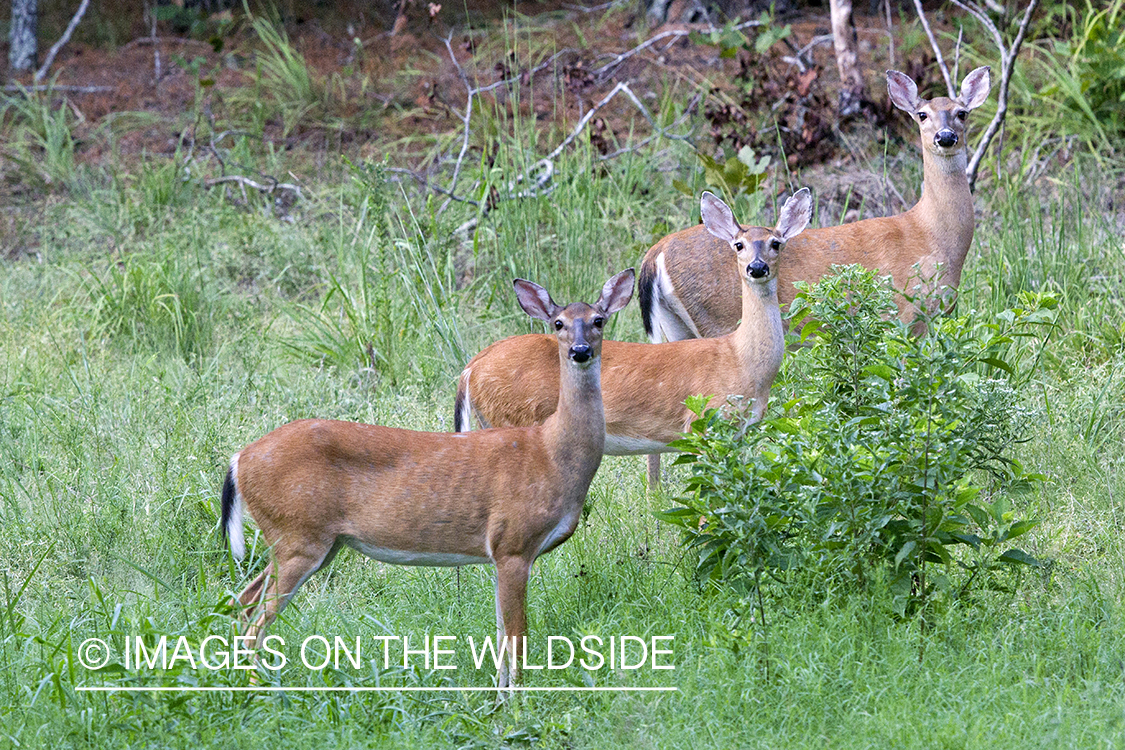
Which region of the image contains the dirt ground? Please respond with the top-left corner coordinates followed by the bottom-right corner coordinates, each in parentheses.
top-left (1, 0), bottom-right (931, 163)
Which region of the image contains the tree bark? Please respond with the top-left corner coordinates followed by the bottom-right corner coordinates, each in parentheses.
top-left (8, 0), bottom-right (38, 74)
top-left (829, 0), bottom-right (865, 116)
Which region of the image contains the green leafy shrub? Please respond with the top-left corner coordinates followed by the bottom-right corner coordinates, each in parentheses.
top-left (659, 266), bottom-right (1058, 631)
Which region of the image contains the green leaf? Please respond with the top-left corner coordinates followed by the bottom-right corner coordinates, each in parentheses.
top-left (894, 540), bottom-right (917, 569)
top-left (950, 532), bottom-right (981, 548)
top-left (998, 549), bottom-right (1044, 567)
top-left (737, 145), bottom-right (758, 168)
top-left (979, 356), bottom-right (1014, 374)
top-left (672, 179), bottom-right (695, 197)
top-left (1006, 519), bottom-right (1040, 540)
top-left (865, 363), bottom-right (897, 381)
top-left (965, 504), bottom-right (991, 527)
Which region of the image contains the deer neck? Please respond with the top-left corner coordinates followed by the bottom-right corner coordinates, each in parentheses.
top-left (914, 147), bottom-right (975, 261)
top-left (733, 277), bottom-right (783, 367)
top-left (543, 356), bottom-right (606, 480)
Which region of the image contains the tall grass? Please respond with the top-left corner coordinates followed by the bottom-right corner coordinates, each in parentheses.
top-left (0, 86), bottom-right (79, 189)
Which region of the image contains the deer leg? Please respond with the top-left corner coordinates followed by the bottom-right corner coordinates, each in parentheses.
top-left (233, 568), bottom-right (271, 621)
top-left (646, 454), bottom-right (661, 490)
top-left (493, 556), bottom-right (531, 691)
top-left (245, 544), bottom-right (334, 649)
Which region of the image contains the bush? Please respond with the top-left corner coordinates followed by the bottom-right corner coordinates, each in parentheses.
top-left (659, 266), bottom-right (1058, 636)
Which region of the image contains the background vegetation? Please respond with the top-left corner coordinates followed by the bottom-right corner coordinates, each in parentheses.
top-left (1, 0), bottom-right (1124, 746)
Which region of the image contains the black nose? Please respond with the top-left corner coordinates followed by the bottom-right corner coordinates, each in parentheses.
top-left (747, 260), bottom-right (770, 279)
top-left (570, 344), bottom-right (592, 363)
top-left (935, 129), bottom-right (958, 148)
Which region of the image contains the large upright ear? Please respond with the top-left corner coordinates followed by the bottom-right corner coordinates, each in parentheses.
top-left (700, 191), bottom-right (741, 243)
top-left (959, 66), bottom-right (991, 110)
top-left (776, 188), bottom-right (812, 241)
top-left (514, 279), bottom-right (560, 322)
top-left (886, 70), bottom-right (920, 112)
top-left (596, 268), bottom-right (635, 315)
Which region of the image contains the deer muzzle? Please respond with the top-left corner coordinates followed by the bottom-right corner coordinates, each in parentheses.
top-left (569, 343), bottom-right (592, 363)
top-left (935, 129), bottom-right (958, 148)
top-left (747, 260), bottom-right (770, 279)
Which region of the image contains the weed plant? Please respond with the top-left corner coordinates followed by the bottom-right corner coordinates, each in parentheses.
top-left (661, 267), bottom-right (1057, 657)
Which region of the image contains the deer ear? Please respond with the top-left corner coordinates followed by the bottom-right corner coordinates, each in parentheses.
top-left (597, 268), bottom-right (635, 315)
top-left (514, 279), bottom-right (560, 322)
top-left (959, 66), bottom-right (991, 110)
top-left (700, 191), bottom-right (741, 243)
top-left (776, 188), bottom-right (812, 241)
top-left (886, 70), bottom-right (920, 112)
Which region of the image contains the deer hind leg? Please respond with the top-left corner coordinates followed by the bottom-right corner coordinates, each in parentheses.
top-left (232, 567), bottom-right (272, 624)
top-left (493, 556), bottom-right (532, 691)
top-left (244, 540), bottom-right (339, 649)
top-left (646, 455), bottom-right (661, 490)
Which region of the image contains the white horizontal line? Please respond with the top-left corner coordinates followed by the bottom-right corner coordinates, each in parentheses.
top-left (77, 686), bottom-right (678, 693)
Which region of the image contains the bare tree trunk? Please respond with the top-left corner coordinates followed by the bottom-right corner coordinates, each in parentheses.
top-left (8, 0), bottom-right (38, 75)
top-left (829, 0), bottom-right (865, 116)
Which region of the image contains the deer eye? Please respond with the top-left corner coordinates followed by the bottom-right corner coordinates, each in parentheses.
top-left (734, 241), bottom-right (744, 251)
top-left (554, 319), bottom-right (564, 331)
top-left (592, 317), bottom-right (604, 329)
top-left (770, 239), bottom-right (781, 250)
top-left (957, 110), bottom-right (968, 121)
top-left (917, 111), bottom-right (928, 121)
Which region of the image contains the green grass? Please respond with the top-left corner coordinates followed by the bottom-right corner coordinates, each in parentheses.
top-left (3, 34), bottom-right (1125, 748)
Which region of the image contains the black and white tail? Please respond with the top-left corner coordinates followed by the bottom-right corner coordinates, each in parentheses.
top-left (638, 259), bottom-right (659, 343)
top-left (219, 455), bottom-right (245, 559)
top-left (453, 368), bottom-right (473, 432)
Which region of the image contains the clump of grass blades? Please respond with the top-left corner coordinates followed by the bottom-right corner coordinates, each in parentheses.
top-left (284, 162), bottom-right (466, 388)
top-left (82, 247), bottom-right (220, 362)
top-left (0, 85), bottom-right (79, 190)
top-left (239, 12), bottom-right (353, 136)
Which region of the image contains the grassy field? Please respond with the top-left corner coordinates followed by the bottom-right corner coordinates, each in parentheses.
top-left (3, 5), bottom-right (1125, 747)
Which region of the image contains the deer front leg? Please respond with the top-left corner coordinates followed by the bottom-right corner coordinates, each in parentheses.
top-left (493, 556), bottom-right (532, 691)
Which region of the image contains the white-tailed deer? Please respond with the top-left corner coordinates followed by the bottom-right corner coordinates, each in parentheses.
top-left (638, 66), bottom-right (992, 343)
top-left (220, 269), bottom-right (635, 689)
top-left (455, 189), bottom-right (811, 488)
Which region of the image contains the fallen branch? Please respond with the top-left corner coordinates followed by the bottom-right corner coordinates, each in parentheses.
top-left (34, 0), bottom-right (91, 84)
top-left (438, 36), bottom-right (580, 211)
top-left (441, 34), bottom-right (476, 212)
top-left (561, 0), bottom-right (624, 13)
top-left (121, 36), bottom-right (215, 50)
top-left (203, 175), bottom-right (302, 196)
top-left (2, 84), bottom-right (114, 93)
top-left (592, 18), bottom-right (763, 80)
top-left (597, 91), bottom-right (701, 160)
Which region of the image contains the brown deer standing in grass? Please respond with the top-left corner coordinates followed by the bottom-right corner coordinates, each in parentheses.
top-left (220, 269), bottom-right (635, 690)
top-left (454, 189), bottom-right (812, 488)
top-left (638, 66), bottom-right (992, 345)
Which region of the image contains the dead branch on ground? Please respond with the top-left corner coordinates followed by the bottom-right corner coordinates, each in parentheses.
top-left (591, 18), bottom-right (763, 81)
top-left (2, 84), bottom-right (113, 93)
